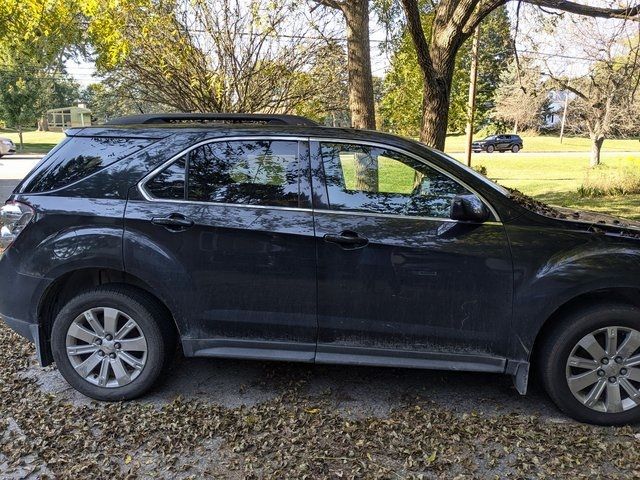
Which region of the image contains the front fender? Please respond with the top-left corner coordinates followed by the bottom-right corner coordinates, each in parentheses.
top-left (507, 222), bottom-right (640, 360)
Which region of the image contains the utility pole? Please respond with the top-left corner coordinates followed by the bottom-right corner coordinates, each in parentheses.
top-left (464, 28), bottom-right (480, 167)
top-left (559, 92), bottom-right (569, 144)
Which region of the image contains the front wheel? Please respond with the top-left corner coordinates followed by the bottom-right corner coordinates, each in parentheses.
top-left (51, 285), bottom-right (175, 401)
top-left (486, 145), bottom-right (495, 153)
top-left (539, 303), bottom-right (640, 425)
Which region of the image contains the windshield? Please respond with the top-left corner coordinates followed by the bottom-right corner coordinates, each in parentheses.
top-left (483, 136), bottom-right (496, 141)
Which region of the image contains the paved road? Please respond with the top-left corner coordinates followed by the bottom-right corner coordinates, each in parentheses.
top-left (0, 156), bottom-right (40, 200)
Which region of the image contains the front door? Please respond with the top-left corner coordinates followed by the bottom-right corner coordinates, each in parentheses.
top-left (311, 140), bottom-right (513, 370)
top-left (124, 137), bottom-right (318, 361)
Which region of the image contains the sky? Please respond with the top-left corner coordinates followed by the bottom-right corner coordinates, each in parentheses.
top-left (65, 2), bottom-right (634, 88)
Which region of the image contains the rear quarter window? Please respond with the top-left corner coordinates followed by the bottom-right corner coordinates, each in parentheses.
top-left (21, 136), bottom-right (153, 193)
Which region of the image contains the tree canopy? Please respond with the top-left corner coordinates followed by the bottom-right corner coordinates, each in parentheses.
top-left (380, 6), bottom-right (512, 137)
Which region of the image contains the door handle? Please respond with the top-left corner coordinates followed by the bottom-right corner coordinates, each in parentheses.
top-left (323, 230), bottom-right (369, 250)
top-left (151, 214), bottom-right (194, 232)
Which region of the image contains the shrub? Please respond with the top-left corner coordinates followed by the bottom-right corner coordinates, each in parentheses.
top-left (578, 165), bottom-right (640, 197)
top-left (472, 164), bottom-right (488, 176)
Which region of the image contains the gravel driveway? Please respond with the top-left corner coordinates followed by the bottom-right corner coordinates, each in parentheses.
top-left (1, 323), bottom-right (639, 479)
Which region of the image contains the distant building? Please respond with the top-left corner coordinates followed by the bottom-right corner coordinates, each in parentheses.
top-left (46, 106), bottom-right (92, 131)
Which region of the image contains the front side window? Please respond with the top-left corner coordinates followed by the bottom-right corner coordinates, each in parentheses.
top-left (145, 139), bottom-right (301, 208)
top-left (320, 142), bottom-right (473, 218)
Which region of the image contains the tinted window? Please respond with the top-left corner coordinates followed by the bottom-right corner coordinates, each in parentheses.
top-left (145, 157), bottom-right (186, 199)
top-left (320, 142), bottom-right (472, 218)
top-left (23, 136), bottom-right (152, 193)
top-left (187, 140), bottom-right (300, 207)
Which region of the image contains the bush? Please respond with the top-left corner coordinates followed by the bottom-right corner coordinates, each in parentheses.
top-left (472, 164), bottom-right (488, 176)
top-left (578, 165), bottom-right (640, 197)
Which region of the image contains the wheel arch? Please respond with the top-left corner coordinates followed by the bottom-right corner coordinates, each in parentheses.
top-left (37, 267), bottom-right (181, 366)
top-left (530, 287), bottom-right (640, 369)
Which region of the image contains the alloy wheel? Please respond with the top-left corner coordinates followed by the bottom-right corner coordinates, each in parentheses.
top-left (65, 307), bottom-right (148, 388)
top-left (565, 326), bottom-right (640, 413)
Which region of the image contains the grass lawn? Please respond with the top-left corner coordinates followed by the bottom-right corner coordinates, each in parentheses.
top-left (0, 129), bottom-right (65, 154)
top-left (450, 151), bottom-right (640, 220)
top-left (444, 134), bottom-right (640, 153)
top-left (338, 150), bottom-right (640, 220)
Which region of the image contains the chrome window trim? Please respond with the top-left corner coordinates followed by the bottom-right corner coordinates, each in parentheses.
top-left (312, 137), bottom-right (502, 222)
top-left (313, 208), bottom-right (502, 225)
top-left (138, 135), bottom-right (501, 223)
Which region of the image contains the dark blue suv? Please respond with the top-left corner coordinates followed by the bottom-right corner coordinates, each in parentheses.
top-left (1, 114), bottom-right (640, 425)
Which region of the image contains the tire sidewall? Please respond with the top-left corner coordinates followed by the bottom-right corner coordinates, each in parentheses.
top-left (486, 145), bottom-right (495, 153)
top-left (51, 288), bottom-right (167, 401)
top-left (543, 305), bottom-right (640, 425)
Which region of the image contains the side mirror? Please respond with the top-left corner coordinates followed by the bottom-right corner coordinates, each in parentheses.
top-left (450, 194), bottom-right (490, 223)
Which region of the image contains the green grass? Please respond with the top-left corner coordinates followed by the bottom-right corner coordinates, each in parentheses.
top-left (0, 129), bottom-right (65, 154)
top-left (444, 134), bottom-right (640, 153)
top-left (336, 150), bottom-right (640, 220)
top-left (450, 152), bottom-right (640, 220)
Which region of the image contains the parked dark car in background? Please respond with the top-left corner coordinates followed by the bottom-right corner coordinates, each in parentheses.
top-left (472, 134), bottom-right (523, 153)
top-left (1, 114), bottom-right (640, 425)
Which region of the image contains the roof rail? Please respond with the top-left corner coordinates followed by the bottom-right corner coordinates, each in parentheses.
top-left (104, 113), bottom-right (319, 127)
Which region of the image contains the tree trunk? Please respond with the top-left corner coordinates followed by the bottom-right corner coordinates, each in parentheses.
top-left (419, 82), bottom-right (450, 150)
top-left (18, 127), bottom-right (23, 152)
top-left (354, 152), bottom-right (378, 192)
top-left (418, 53), bottom-right (457, 151)
top-left (37, 116), bottom-right (49, 132)
top-left (343, 0), bottom-right (376, 130)
top-left (590, 135), bottom-right (604, 168)
top-left (513, 119), bottom-right (519, 135)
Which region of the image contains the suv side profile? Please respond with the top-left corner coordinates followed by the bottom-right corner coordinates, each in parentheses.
top-left (472, 134), bottom-right (523, 153)
top-left (1, 114), bottom-right (640, 425)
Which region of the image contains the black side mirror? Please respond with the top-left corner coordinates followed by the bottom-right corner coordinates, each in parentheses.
top-left (450, 195), bottom-right (490, 223)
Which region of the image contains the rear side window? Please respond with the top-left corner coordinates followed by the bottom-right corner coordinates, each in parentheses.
top-left (22, 136), bottom-right (153, 193)
top-left (187, 140), bottom-right (300, 207)
top-left (145, 157), bottom-right (186, 200)
top-left (144, 139), bottom-right (301, 208)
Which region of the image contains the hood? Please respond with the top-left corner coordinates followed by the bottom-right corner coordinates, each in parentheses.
top-left (507, 188), bottom-right (640, 238)
top-left (553, 206), bottom-right (640, 237)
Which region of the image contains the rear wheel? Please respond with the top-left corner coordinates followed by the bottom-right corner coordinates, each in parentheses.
top-left (540, 303), bottom-right (640, 425)
top-left (486, 145), bottom-right (495, 153)
top-left (51, 285), bottom-right (175, 401)
top-left (511, 144), bottom-right (520, 153)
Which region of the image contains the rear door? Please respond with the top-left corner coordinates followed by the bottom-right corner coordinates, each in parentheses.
top-left (310, 139), bottom-right (513, 369)
top-left (124, 137), bottom-right (318, 360)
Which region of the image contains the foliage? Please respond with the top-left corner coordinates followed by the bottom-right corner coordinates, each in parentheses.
top-left (546, 17), bottom-right (640, 167)
top-left (379, 6), bottom-right (513, 137)
top-left (0, 67), bottom-right (51, 147)
top-left (84, 0), bottom-right (346, 116)
top-left (0, 0), bottom-right (86, 138)
top-left (492, 59), bottom-right (551, 133)
top-left (578, 165), bottom-right (640, 197)
top-left (0, 0), bottom-right (85, 67)
top-left (80, 82), bottom-right (175, 123)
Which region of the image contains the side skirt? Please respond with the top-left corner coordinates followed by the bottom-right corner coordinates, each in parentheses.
top-left (315, 345), bottom-right (507, 373)
top-left (182, 339), bottom-right (315, 363)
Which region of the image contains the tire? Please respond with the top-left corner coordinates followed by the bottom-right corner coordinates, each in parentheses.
top-left (486, 145), bottom-right (495, 153)
top-left (511, 144), bottom-right (520, 153)
top-left (51, 285), bottom-right (176, 401)
top-left (539, 303), bottom-right (640, 425)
